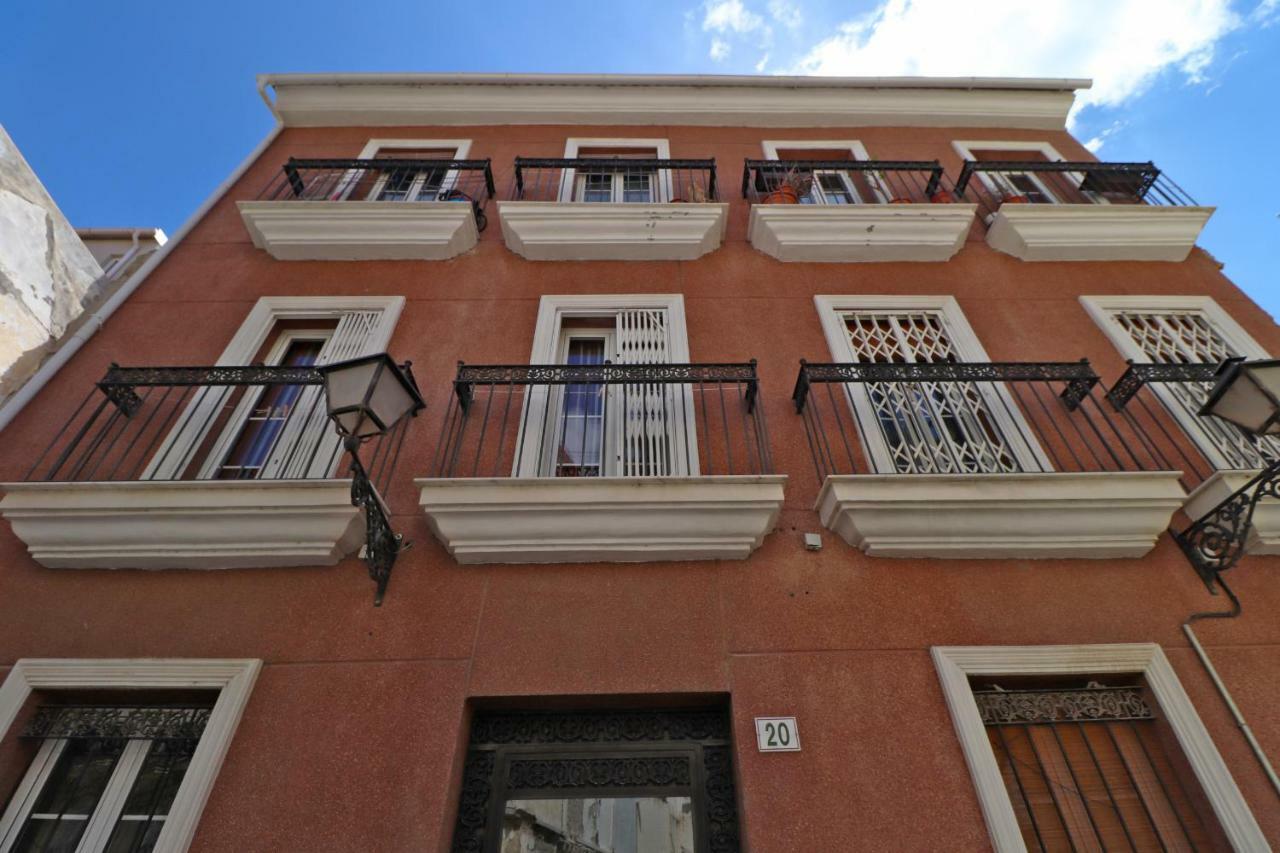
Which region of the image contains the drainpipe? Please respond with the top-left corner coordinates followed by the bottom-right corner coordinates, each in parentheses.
top-left (0, 77), bottom-right (283, 433)
top-left (1183, 575), bottom-right (1280, 799)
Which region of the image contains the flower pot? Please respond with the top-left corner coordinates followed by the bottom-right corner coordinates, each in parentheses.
top-left (929, 189), bottom-right (955, 204)
top-left (1002, 194), bottom-right (1029, 204)
top-left (764, 186), bottom-right (799, 204)
top-left (889, 197), bottom-right (912, 204)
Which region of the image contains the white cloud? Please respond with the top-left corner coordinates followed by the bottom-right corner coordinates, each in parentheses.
top-left (755, 52), bottom-right (771, 72)
top-left (1251, 0), bottom-right (1279, 24)
top-left (710, 38), bottom-right (732, 60)
top-left (790, 0), bottom-right (1249, 124)
top-left (703, 0), bottom-right (765, 34)
top-left (768, 0), bottom-right (803, 29)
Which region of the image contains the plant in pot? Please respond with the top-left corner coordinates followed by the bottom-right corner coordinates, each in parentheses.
top-left (763, 168), bottom-right (813, 204)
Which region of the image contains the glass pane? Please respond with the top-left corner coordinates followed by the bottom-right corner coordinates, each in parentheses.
top-left (103, 740), bottom-right (196, 853)
top-left (503, 797), bottom-right (694, 853)
top-left (557, 339), bottom-right (607, 477)
top-left (414, 168), bottom-right (446, 201)
top-left (581, 172), bottom-right (613, 203)
top-left (816, 173), bottom-right (854, 205)
top-left (622, 172), bottom-right (654, 203)
top-left (13, 739), bottom-right (126, 852)
top-left (1008, 173), bottom-right (1053, 204)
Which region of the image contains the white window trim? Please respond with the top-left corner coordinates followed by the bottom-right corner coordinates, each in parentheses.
top-left (0, 659), bottom-right (261, 853)
top-left (518, 295), bottom-right (693, 477)
top-left (1081, 295), bottom-right (1271, 469)
top-left (932, 644), bottom-right (1266, 852)
top-left (761, 140), bottom-right (886, 204)
top-left (813, 295), bottom-right (1051, 473)
top-left (145, 296), bottom-right (404, 480)
top-left (560, 138), bottom-right (673, 203)
top-left (344, 139), bottom-right (472, 201)
top-left (951, 140), bottom-right (1074, 205)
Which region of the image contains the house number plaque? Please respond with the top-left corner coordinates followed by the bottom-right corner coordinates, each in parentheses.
top-left (754, 716), bottom-right (800, 752)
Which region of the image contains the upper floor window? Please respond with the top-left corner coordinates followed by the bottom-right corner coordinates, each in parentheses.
top-left (759, 140), bottom-right (889, 205)
top-left (342, 139), bottom-right (472, 202)
top-left (953, 141), bottom-right (1068, 205)
top-left (559, 139), bottom-right (672, 203)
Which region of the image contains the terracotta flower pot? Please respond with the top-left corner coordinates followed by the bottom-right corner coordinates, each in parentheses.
top-left (889, 197), bottom-right (912, 204)
top-left (764, 186), bottom-right (799, 204)
top-left (1003, 194), bottom-right (1029, 204)
top-left (929, 189), bottom-right (955, 204)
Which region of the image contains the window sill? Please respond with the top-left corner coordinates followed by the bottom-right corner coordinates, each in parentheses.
top-left (748, 202), bottom-right (976, 262)
top-left (985, 204), bottom-right (1215, 262)
top-left (1183, 469), bottom-right (1280, 555)
top-left (416, 475), bottom-right (786, 564)
top-left (497, 201), bottom-right (728, 260)
top-left (816, 471), bottom-right (1186, 558)
top-left (237, 200), bottom-right (479, 260)
top-left (0, 480), bottom-right (363, 569)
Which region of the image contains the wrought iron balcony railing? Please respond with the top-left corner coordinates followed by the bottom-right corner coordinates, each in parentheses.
top-left (792, 360), bottom-right (1180, 482)
top-left (431, 362), bottom-right (770, 478)
top-left (256, 157), bottom-right (496, 230)
top-left (24, 365), bottom-right (408, 489)
top-left (954, 160), bottom-right (1198, 221)
top-left (742, 159), bottom-right (954, 205)
top-left (510, 157), bottom-right (719, 204)
top-left (1106, 361), bottom-right (1280, 489)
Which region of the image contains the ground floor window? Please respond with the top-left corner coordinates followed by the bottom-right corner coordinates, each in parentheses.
top-left (452, 707), bottom-right (739, 853)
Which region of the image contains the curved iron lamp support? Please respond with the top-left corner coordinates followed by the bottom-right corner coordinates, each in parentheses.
top-left (345, 434), bottom-right (402, 606)
top-left (1175, 458), bottom-right (1280, 591)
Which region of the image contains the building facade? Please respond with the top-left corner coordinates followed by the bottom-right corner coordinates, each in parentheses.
top-left (0, 73), bottom-right (1277, 851)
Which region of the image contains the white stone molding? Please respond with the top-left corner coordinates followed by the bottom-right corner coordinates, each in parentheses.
top-left (759, 140), bottom-right (873, 160)
top-left (0, 480), bottom-right (363, 569)
top-left (748, 203), bottom-right (976, 262)
top-left (1184, 470), bottom-right (1280, 555)
top-left (416, 475), bottom-right (787, 564)
top-left (0, 658), bottom-right (261, 853)
top-left (931, 644), bottom-right (1267, 852)
top-left (238, 200), bottom-right (479, 260)
top-left (528, 294), bottom-right (691, 364)
top-left (353, 138), bottom-right (472, 159)
top-left (217, 296), bottom-right (405, 368)
top-left (264, 74), bottom-right (1082, 130)
top-left (497, 201), bottom-right (727, 261)
top-left (817, 472), bottom-right (1187, 558)
top-left (984, 204), bottom-right (1215, 262)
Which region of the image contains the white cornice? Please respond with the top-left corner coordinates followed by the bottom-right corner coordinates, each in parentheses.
top-left (260, 72), bottom-right (1088, 130)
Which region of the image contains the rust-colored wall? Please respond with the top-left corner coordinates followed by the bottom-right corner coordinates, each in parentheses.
top-left (2, 123), bottom-right (1278, 851)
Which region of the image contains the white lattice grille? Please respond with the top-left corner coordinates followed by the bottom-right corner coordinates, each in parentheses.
top-left (843, 312), bottom-right (1020, 474)
top-left (1114, 310), bottom-right (1280, 469)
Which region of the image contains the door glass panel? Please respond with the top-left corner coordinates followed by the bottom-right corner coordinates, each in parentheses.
top-left (813, 172), bottom-right (855, 205)
top-left (1007, 173), bottom-right (1053, 204)
top-left (557, 338), bottom-right (607, 477)
top-left (103, 741), bottom-right (196, 853)
top-left (216, 339), bottom-right (325, 480)
top-left (502, 797), bottom-right (694, 853)
top-left (581, 173), bottom-right (614, 203)
top-left (376, 168), bottom-right (417, 201)
top-left (413, 167), bottom-right (446, 201)
top-left (622, 172), bottom-right (655, 203)
top-left (12, 739), bottom-right (126, 852)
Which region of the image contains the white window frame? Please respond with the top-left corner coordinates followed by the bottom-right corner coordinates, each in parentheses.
top-left (814, 295), bottom-right (1051, 473)
top-left (560, 138), bottom-right (673, 203)
top-left (932, 644), bottom-right (1266, 852)
top-left (0, 659), bottom-right (260, 853)
top-left (337, 139), bottom-right (472, 201)
top-left (516, 295), bottom-right (695, 477)
top-left (1081, 295), bottom-right (1272, 470)
top-left (145, 296), bottom-right (404, 481)
top-left (951, 140), bottom-right (1080, 205)
top-left (761, 140), bottom-right (887, 204)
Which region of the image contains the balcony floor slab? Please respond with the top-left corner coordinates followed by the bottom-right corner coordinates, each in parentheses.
top-left (497, 201), bottom-right (728, 261)
top-left (985, 204), bottom-right (1215, 262)
top-left (238, 200), bottom-right (479, 260)
top-left (748, 202), bottom-right (976, 262)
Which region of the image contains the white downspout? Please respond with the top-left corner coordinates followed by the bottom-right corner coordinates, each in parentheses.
top-left (0, 78), bottom-right (283, 433)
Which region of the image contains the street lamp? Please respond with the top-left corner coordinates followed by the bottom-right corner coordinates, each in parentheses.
top-left (1176, 358), bottom-right (1280, 587)
top-left (319, 353), bottom-right (425, 605)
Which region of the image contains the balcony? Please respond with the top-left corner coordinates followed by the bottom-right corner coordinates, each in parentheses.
top-left (0, 365), bottom-right (412, 569)
top-left (1107, 362), bottom-right (1280, 554)
top-left (955, 160), bottom-right (1213, 261)
top-left (417, 362), bottom-right (785, 563)
top-left (497, 158), bottom-right (727, 260)
top-left (793, 360), bottom-right (1186, 558)
top-left (238, 157), bottom-right (494, 260)
top-left (743, 160), bottom-right (976, 262)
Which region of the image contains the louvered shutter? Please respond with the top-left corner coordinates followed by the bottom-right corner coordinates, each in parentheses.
top-left (614, 309), bottom-right (695, 476)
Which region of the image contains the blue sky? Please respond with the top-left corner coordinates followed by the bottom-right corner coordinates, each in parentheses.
top-left (2, 0), bottom-right (1277, 318)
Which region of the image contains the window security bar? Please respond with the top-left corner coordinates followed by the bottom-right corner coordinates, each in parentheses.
top-left (511, 157), bottom-right (718, 204)
top-left (24, 364), bottom-right (409, 491)
top-left (257, 157), bottom-right (496, 231)
top-left (955, 160), bottom-right (1198, 222)
top-left (432, 362), bottom-right (770, 478)
top-left (792, 360), bottom-right (1181, 482)
top-left (741, 159), bottom-right (951, 204)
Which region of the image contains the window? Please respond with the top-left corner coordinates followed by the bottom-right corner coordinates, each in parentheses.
top-left (1, 707), bottom-right (210, 853)
top-left (951, 141), bottom-right (1092, 206)
top-left (334, 139), bottom-right (471, 202)
top-left (1081, 296), bottom-right (1280, 470)
top-left (761, 141), bottom-right (889, 206)
top-left (518, 295), bottom-right (695, 477)
top-left (815, 296), bottom-right (1046, 475)
top-left (932, 645), bottom-right (1265, 851)
top-left (560, 139), bottom-right (673, 203)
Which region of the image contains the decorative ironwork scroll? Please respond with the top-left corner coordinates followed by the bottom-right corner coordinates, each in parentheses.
top-left (349, 451), bottom-right (401, 606)
top-left (507, 756), bottom-right (692, 790)
top-left (975, 686), bottom-right (1154, 726)
top-left (1105, 361), bottom-right (1221, 410)
top-left (97, 364), bottom-right (325, 415)
top-left (22, 706), bottom-right (211, 741)
top-left (1176, 459), bottom-right (1280, 585)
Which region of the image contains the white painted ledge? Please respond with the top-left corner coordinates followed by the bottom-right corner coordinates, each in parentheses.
top-left (0, 480), bottom-right (363, 569)
top-left (816, 472), bottom-right (1186, 558)
top-left (748, 203), bottom-right (975, 262)
top-left (417, 475), bottom-right (786, 563)
top-left (237, 200), bottom-right (479, 260)
top-left (984, 204), bottom-right (1214, 262)
top-left (498, 201), bottom-right (728, 260)
top-left (1184, 470), bottom-right (1280, 555)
